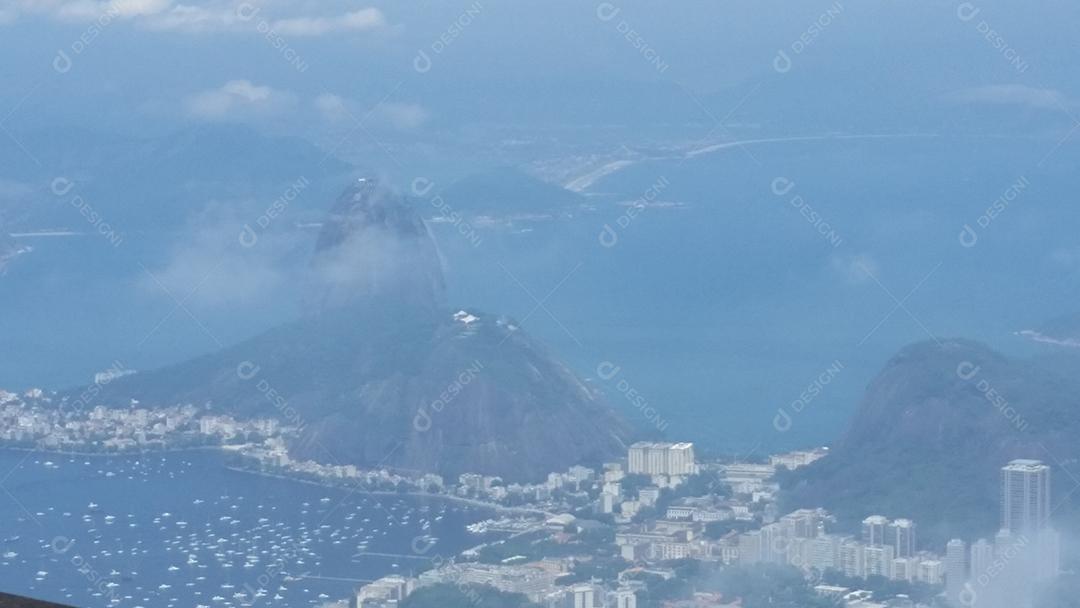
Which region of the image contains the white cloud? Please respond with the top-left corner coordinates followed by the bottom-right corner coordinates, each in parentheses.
top-left (314, 93), bottom-right (350, 122)
top-left (7, 0), bottom-right (171, 21)
top-left (945, 85), bottom-right (1068, 110)
top-left (143, 199), bottom-right (306, 309)
top-left (186, 79), bottom-right (295, 120)
top-left (271, 8), bottom-right (384, 36)
top-left (3, 1), bottom-right (387, 36)
top-left (830, 252), bottom-right (879, 284)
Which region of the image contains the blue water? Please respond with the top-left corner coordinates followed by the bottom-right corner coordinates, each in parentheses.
top-left (0, 449), bottom-right (497, 607)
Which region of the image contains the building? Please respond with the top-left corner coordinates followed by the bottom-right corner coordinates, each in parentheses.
top-left (916, 559), bottom-right (945, 585)
top-left (969, 538), bottom-right (993, 581)
top-left (999, 459), bottom-right (1059, 581)
top-left (780, 508), bottom-right (827, 539)
top-left (839, 539), bottom-right (865, 577)
top-left (891, 557), bottom-right (917, 582)
top-left (356, 575), bottom-right (413, 606)
top-left (737, 530), bottom-right (763, 565)
top-left (861, 515), bottom-right (888, 547)
top-left (638, 486), bottom-right (661, 507)
top-left (568, 584), bottom-right (596, 608)
top-left (864, 545), bottom-right (894, 577)
top-left (769, 448), bottom-right (828, 470)
top-left (611, 588), bottom-right (637, 608)
top-left (945, 539), bottom-right (966, 605)
top-left (1001, 459), bottom-right (1051, 534)
top-left (627, 442), bottom-right (696, 476)
top-left (888, 519), bottom-right (916, 557)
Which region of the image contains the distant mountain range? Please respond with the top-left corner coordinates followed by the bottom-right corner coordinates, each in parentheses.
top-left (78, 179), bottom-right (630, 481)
top-left (782, 338), bottom-right (1080, 545)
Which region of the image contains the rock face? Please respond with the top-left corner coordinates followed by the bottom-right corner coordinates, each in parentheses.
top-left (782, 338), bottom-right (1080, 544)
top-left (84, 179), bottom-right (630, 481)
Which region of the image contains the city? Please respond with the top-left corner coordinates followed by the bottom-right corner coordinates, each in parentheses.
top-left (0, 388), bottom-right (1059, 607)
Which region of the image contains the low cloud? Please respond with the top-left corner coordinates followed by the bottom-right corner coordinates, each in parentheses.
top-left (945, 84), bottom-right (1068, 110)
top-left (271, 8), bottom-right (384, 36)
top-left (143, 199), bottom-right (307, 309)
top-left (186, 80), bottom-right (295, 120)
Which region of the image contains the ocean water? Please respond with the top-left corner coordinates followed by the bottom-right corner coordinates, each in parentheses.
top-left (0, 449), bottom-right (497, 608)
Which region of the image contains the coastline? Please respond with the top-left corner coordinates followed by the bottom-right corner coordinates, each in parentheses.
top-left (0, 444), bottom-right (553, 518)
top-left (223, 464), bottom-right (555, 518)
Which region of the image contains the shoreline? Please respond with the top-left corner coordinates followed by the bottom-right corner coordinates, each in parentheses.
top-left (0, 444), bottom-right (223, 458)
top-left (0, 445), bottom-right (553, 518)
top-left (223, 465), bottom-right (554, 517)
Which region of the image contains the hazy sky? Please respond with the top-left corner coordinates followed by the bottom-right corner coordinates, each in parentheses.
top-left (3, 0), bottom-right (1078, 137)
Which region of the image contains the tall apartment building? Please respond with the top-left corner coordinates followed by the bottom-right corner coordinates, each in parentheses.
top-left (1001, 459), bottom-right (1051, 534)
top-left (888, 519), bottom-right (916, 557)
top-left (627, 442), bottom-right (696, 476)
top-left (779, 508), bottom-right (827, 539)
top-left (840, 539), bottom-right (865, 578)
top-left (611, 588), bottom-right (637, 608)
top-left (969, 538), bottom-right (993, 581)
top-left (864, 545), bottom-right (895, 577)
top-left (861, 515), bottom-right (889, 547)
top-left (945, 538), bottom-right (967, 606)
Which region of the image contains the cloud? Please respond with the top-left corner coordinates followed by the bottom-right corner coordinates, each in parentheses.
top-left (143, 199), bottom-right (307, 309)
top-left (945, 85), bottom-right (1068, 110)
top-left (6, 0), bottom-right (172, 22)
top-left (271, 8), bottom-right (384, 36)
top-left (186, 80), bottom-right (295, 120)
top-left (830, 252), bottom-right (879, 284)
top-left (314, 93), bottom-right (350, 122)
top-left (3, 1), bottom-right (388, 36)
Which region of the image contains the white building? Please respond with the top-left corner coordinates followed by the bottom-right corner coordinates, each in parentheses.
top-left (627, 442), bottom-right (696, 476)
top-left (1001, 459), bottom-right (1051, 534)
top-left (568, 584), bottom-right (596, 608)
top-left (888, 519), bottom-right (916, 557)
top-left (611, 588), bottom-right (637, 608)
top-left (861, 515), bottom-right (888, 547)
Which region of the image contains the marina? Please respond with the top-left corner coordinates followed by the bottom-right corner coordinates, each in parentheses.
top-left (0, 449), bottom-right (504, 607)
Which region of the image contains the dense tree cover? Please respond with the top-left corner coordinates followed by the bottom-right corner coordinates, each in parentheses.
top-left (401, 584), bottom-right (539, 608)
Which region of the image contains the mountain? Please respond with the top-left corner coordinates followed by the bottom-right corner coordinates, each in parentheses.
top-left (781, 338), bottom-right (1080, 545)
top-left (0, 124), bottom-right (352, 232)
top-left (310, 178), bottom-right (446, 313)
top-left (77, 179), bottom-right (630, 481)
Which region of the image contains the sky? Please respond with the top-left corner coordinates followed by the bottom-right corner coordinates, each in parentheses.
top-left (3, 0), bottom-right (1078, 139)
